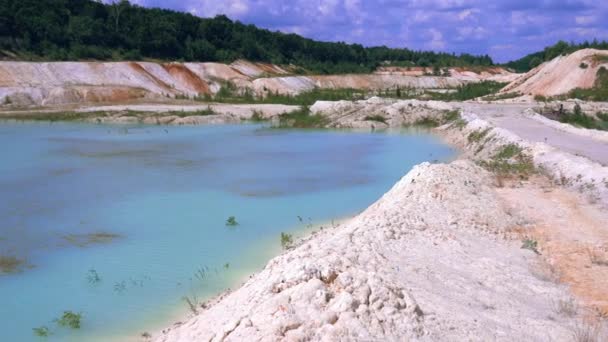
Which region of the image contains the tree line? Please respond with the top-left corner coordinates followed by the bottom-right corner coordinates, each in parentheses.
top-left (0, 0), bottom-right (494, 74)
top-left (505, 40), bottom-right (608, 73)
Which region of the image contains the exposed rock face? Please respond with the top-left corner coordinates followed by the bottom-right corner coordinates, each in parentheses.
top-left (154, 160), bottom-right (575, 342)
top-left (501, 48), bottom-right (608, 96)
top-left (0, 61), bottom-right (517, 106)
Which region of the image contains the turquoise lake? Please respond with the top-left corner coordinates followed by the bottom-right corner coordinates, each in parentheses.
top-left (0, 122), bottom-right (455, 341)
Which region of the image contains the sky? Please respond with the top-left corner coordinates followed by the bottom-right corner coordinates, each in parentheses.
top-left (123, 0), bottom-right (608, 63)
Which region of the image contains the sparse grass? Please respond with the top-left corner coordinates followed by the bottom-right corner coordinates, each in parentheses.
top-left (225, 216), bottom-right (238, 226)
top-left (534, 95), bottom-right (549, 102)
top-left (206, 86), bottom-right (366, 106)
top-left (86, 269), bottom-right (101, 284)
top-left (429, 81), bottom-right (508, 101)
top-left (567, 66), bottom-right (608, 102)
top-left (529, 259), bottom-right (560, 283)
top-left (250, 110), bottom-right (266, 122)
top-left (32, 326), bottom-right (51, 337)
top-left (555, 298), bottom-right (578, 317)
top-left (451, 118), bottom-right (467, 129)
top-left (414, 117), bottom-right (441, 128)
top-left (521, 238), bottom-right (540, 254)
top-left (277, 107), bottom-right (328, 128)
top-left (478, 143), bottom-right (536, 179)
top-left (55, 311), bottom-right (82, 329)
top-left (363, 115), bottom-right (387, 124)
top-left (467, 128), bottom-right (491, 143)
top-left (592, 54), bottom-right (608, 64)
top-left (442, 109), bottom-right (461, 122)
top-left (481, 92), bottom-right (521, 101)
top-left (558, 104), bottom-right (608, 130)
top-left (495, 144), bottom-right (523, 160)
top-left (0, 255), bottom-right (26, 274)
top-left (572, 321), bottom-right (604, 342)
top-left (183, 295), bottom-right (198, 314)
top-left (280, 232), bottom-right (293, 250)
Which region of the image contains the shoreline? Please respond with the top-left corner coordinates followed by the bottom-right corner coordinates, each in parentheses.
top-left (151, 98), bottom-right (608, 341)
top-left (1, 98), bottom-right (607, 340)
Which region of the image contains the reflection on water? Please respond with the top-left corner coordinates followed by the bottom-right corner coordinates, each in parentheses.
top-left (0, 122), bottom-right (455, 341)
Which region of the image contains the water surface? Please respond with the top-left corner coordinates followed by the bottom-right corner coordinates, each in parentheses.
top-left (0, 122), bottom-right (455, 341)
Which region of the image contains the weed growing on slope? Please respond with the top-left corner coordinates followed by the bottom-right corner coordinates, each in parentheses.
top-left (467, 128), bottom-right (491, 143)
top-left (479, 143), bottom-right (535, 179)
top-left (280, 232), bottom-right (293, 250)
top-left (521, 238), bottom-right (540, 255)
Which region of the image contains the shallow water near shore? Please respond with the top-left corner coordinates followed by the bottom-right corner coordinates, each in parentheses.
top-left (0, 122), bottom-right (455, 341)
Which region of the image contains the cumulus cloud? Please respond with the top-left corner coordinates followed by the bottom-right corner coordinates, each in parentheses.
top-left (124, 0), bottom-right (608, 62)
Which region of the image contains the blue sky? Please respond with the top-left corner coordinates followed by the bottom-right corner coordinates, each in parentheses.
top-left (124, 0), bottom-right (608, 63)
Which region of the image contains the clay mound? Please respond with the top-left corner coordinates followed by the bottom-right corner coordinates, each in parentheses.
top-left (501, 49), bottom-right (608, 96)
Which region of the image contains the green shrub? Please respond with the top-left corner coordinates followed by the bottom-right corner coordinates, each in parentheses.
top-left (442, 110), bottom-right (461, 122)
top-left (225, 216), bottom-right (238, 226)
top-left (414, 117), bottom-right (441, 128)
top-left (521, 239), bottom-right (540, 254)
top-left (280, 232), bottom-right (293, 250)
top-left (32, 326), bottom-right (51, 337)
top-left (363, 115), bottom-right (387, 124)
top-left (250, 110), bottom-right (266, 122)
top-left (495, 144), bottom-right (523, 160)
top-left (278, 107), bottom-right (328, 128)
top-left (55, 311), bottom-right (82, 329)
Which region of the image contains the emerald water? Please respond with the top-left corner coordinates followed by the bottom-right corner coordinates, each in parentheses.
top-left (0, 122), bottom-right (455, 341)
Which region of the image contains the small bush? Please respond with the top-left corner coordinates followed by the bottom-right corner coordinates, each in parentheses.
top-left (280, 232), bottom-right (293, 250)
top-left (86, 269), bottom-right (101, 284)
top-left (250, 110), bottom-right (266, 122)
top-left (534, 95), bottom-right (548, 102)
top-left (364, 115), bottom-right (387, 124)
top-left (32, 326), bottom-right (51, 337)
top-left (414, 117), bottom-right (441, 128)
top-left (278, 107), bottom-right (328, 128)
top-left (55, 311), bottom-right (82, 329)
top-left (225, 216), bottom-right (238, 226)
top-left (521, 239), bottom-right (540, 254)
top-left (442, 110), bottom-right (460, 122)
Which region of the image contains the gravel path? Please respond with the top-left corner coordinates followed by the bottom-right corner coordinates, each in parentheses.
top-left (461, 102), bottom-right (608, 166)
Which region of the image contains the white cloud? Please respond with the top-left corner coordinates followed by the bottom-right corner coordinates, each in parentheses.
top-left (575, 15), bottom-right (595, 25)
top-left (427, 28), bottom-right (446, 49)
